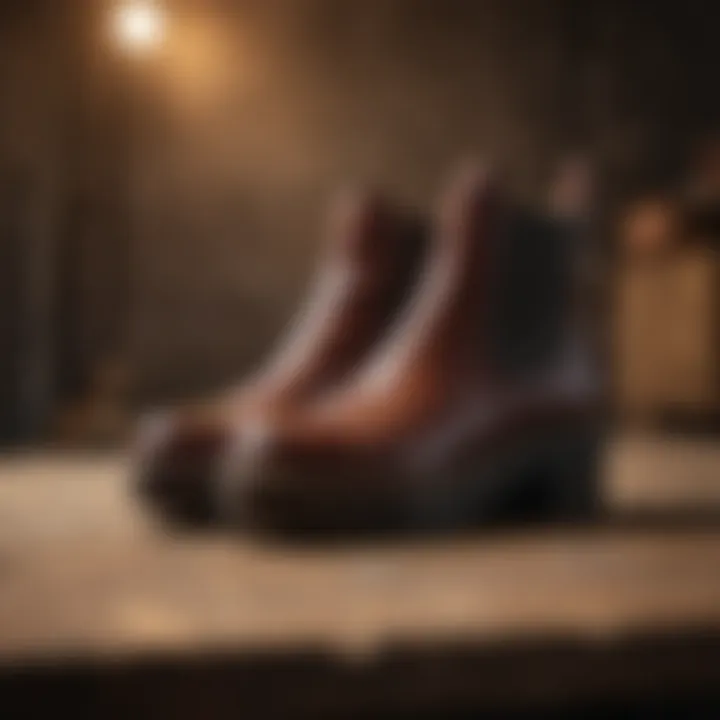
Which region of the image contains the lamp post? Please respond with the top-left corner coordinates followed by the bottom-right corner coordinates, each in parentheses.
top-left (110, 0), bottom-right (167, 410)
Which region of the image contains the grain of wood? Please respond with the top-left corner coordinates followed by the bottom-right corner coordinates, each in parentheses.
top-left (0, 436), bottom-right (718, 665)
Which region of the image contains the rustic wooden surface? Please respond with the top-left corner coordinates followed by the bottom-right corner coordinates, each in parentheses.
top-left (0, 434), bottom-right (719, 715)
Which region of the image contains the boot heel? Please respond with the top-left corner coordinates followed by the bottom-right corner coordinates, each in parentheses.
top-left (407, 425), bottom-right (604, 531)
top-left (513, 427), bottom-right (604, 522)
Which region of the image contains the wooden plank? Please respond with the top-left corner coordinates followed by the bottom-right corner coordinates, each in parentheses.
top-left (1, 524), bottom-right (720, 661)
top-left (0, 436), bottom-right (719, 715)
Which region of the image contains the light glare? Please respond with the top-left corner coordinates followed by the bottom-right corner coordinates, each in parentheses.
top-left (113, 2), bottom-right (165, 53)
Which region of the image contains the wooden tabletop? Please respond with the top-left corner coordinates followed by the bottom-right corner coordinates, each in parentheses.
top-left (1, 434), bottom-right (719, 716)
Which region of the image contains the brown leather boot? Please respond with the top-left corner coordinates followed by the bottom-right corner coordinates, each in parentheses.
top-left (135, 191), bottom-right (427, 523)
top-left (216, 167), bottom-right (603, 533)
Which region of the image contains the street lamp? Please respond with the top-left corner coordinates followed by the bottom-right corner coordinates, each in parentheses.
top-left (108, 1), bottom-right (167, 409)
top-left (112, 1), bottom-right (166, 54)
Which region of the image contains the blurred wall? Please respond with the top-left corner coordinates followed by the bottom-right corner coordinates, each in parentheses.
top-left (0, 3), bottom-right (67, 440)
top-left (117, 0), bottom-right (720, 402)
top-left (1, 0), bottom-right (719, 436)
top-left (128, 0), bottom-right (575, 400)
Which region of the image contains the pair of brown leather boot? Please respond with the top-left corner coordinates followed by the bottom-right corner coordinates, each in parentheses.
top-left (135, 166), bottom-right (602, 533)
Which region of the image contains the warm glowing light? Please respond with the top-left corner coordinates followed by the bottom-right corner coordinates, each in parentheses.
top-left (113, 2), bottom-right (165, 53)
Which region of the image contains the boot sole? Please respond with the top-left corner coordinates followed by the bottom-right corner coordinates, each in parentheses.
top-left (242, 420), bottom-right (604, 538)
top-left (407, 421), bottom-right (604, 533)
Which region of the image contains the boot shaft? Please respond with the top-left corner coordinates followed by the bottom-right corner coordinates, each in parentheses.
top-left (488, 206), bottom-right (577, 379)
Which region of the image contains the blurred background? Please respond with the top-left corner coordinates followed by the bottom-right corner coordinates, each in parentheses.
top-left (1, 0), bottom-right (719, 446)
top-left (2, 2), bottom-right (720, 717)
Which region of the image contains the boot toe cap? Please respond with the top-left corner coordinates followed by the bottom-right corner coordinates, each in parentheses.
top-left (216, 428), bottom-right (404, 534)
top-left (134, 410), bottom-right (228, 524)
